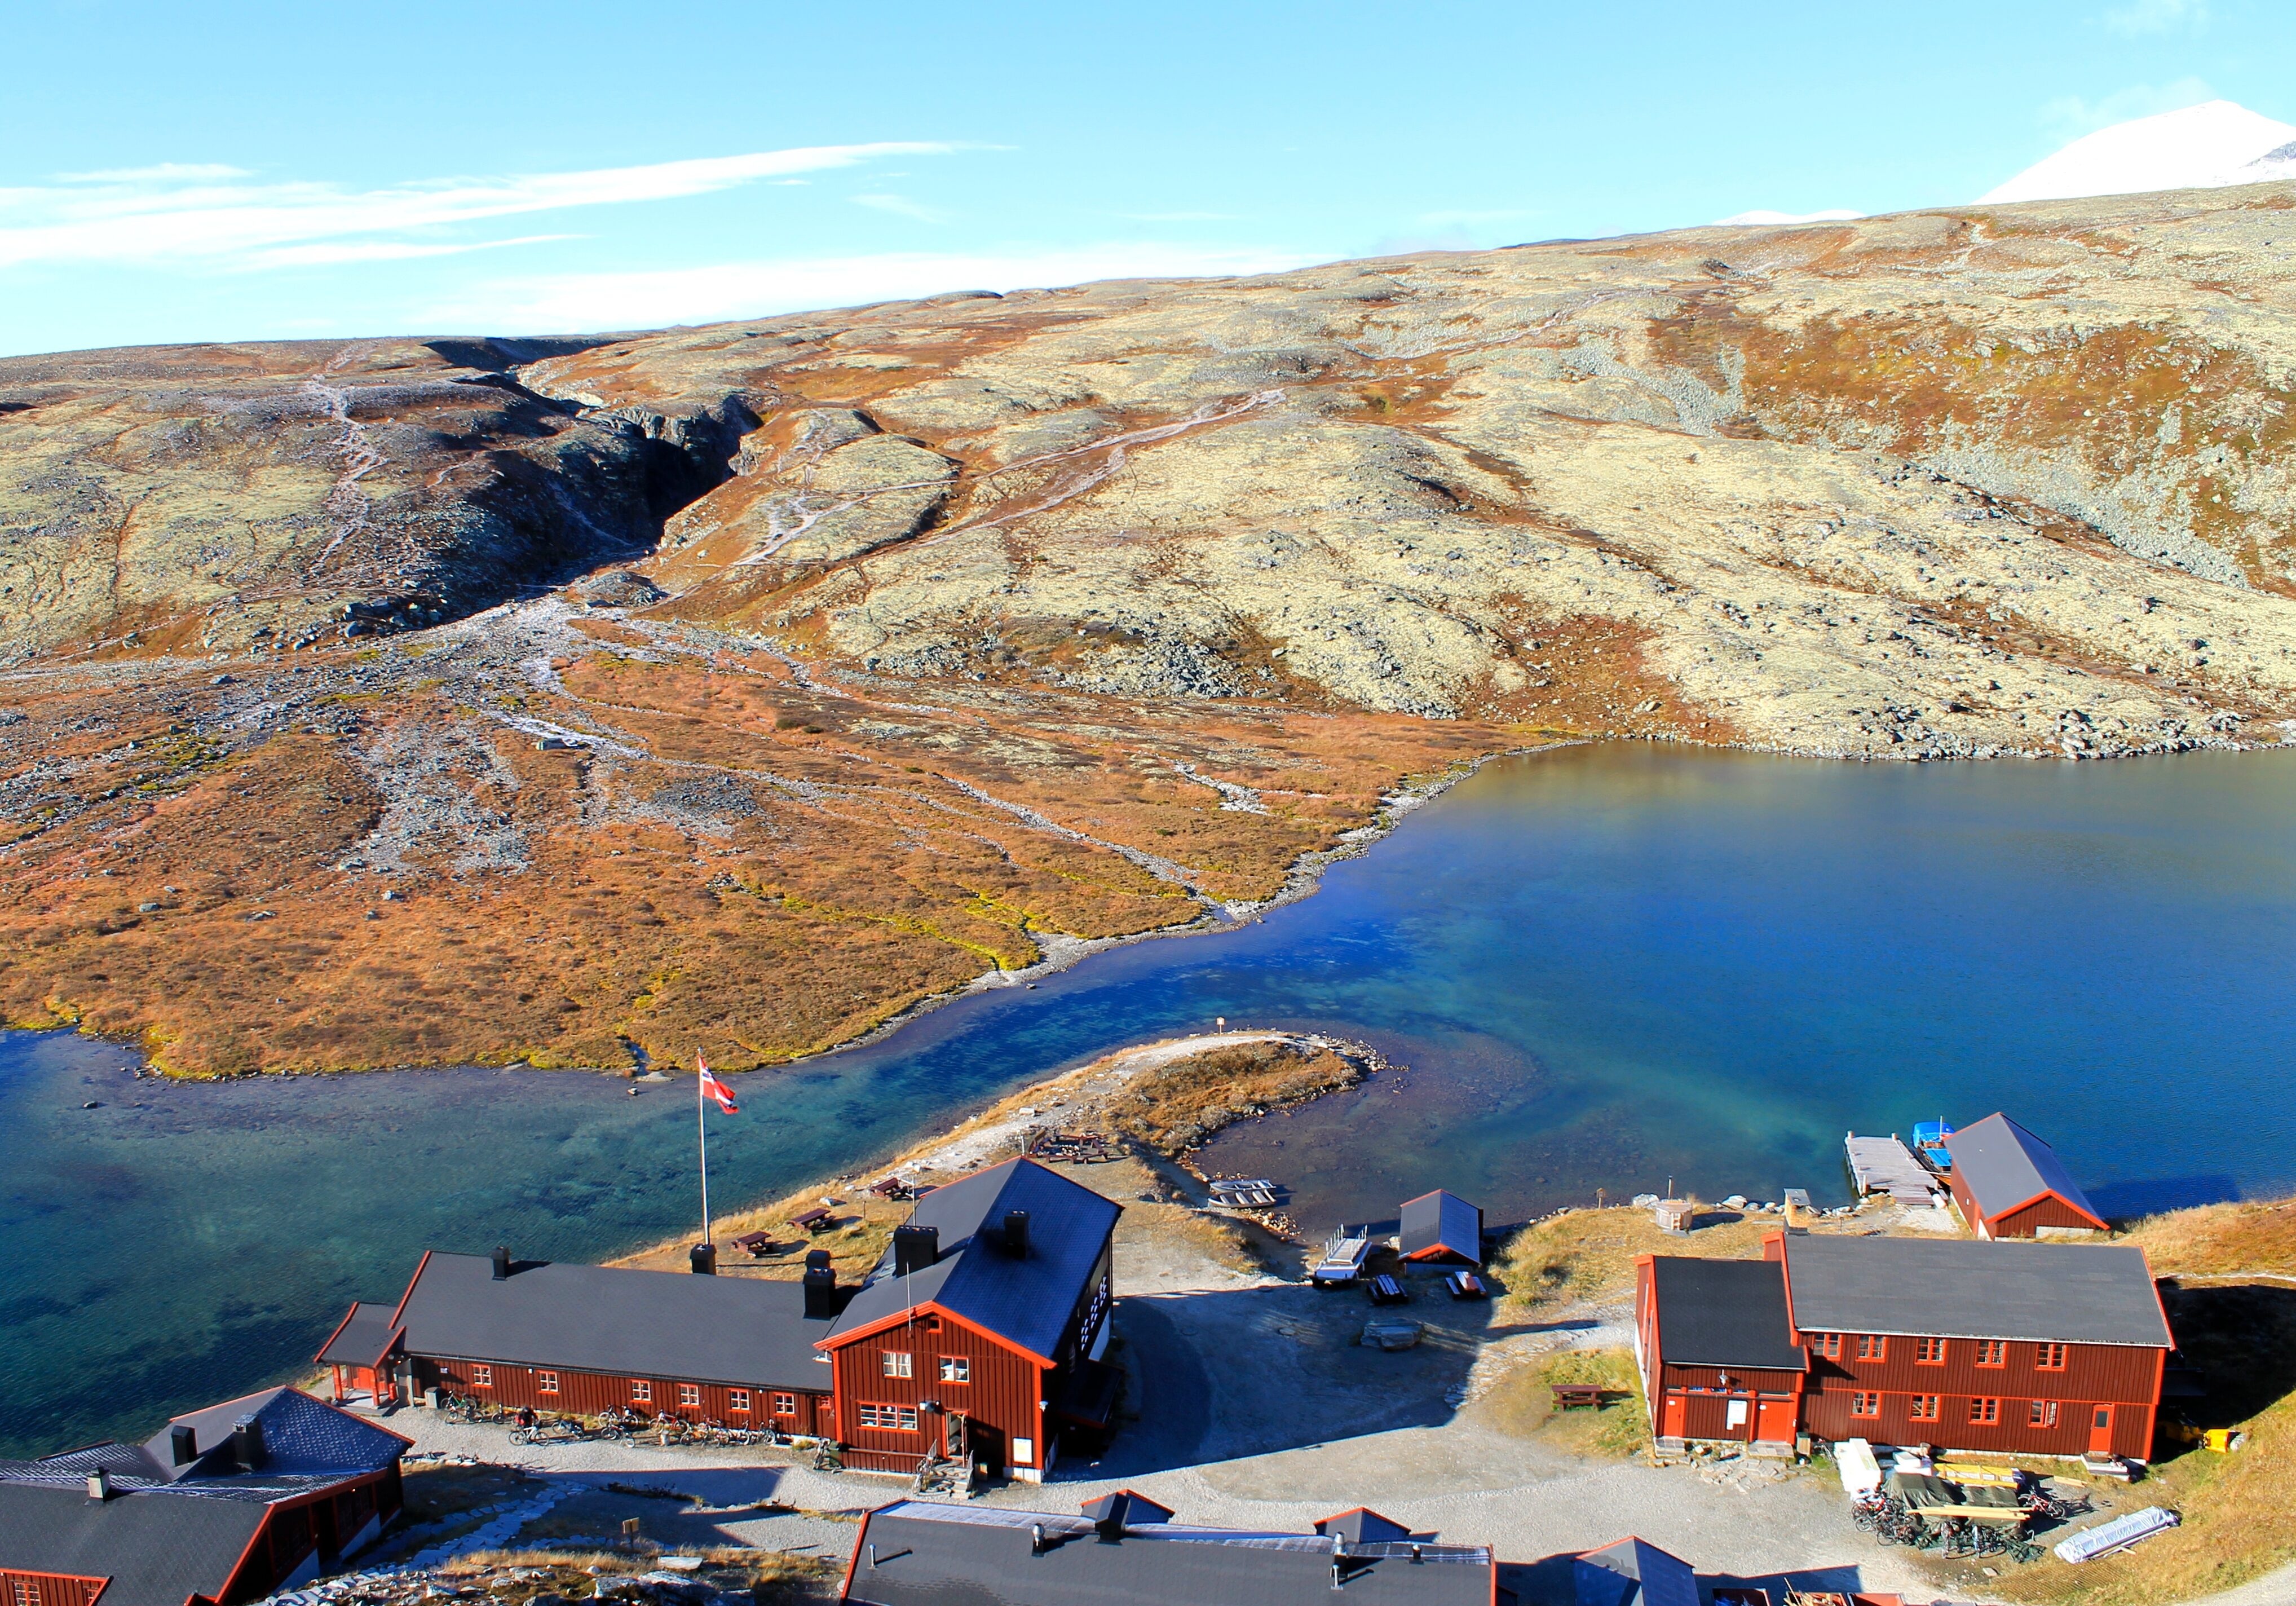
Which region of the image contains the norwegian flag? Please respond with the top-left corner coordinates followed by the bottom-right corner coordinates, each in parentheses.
top-left (698, 1057), bottom-right (739, 1114)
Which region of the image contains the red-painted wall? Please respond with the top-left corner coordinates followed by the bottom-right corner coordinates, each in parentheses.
top-left (413, 1356), bottom-right (831, 1437)
top-left (828, 1315), bottom-right (1043, 1475)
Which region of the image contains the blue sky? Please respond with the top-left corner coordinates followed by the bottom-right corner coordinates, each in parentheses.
top-left (1, 0), bottom-right (2285, 355)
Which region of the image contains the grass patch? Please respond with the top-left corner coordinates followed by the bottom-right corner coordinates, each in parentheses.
top-left (1471, 1347), bottom-right (1649, 1457)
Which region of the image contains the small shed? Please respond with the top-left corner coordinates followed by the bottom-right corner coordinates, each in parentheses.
top-left (1944, 1113), bottom-right (2109, 1239)
top-left (1399, 1189), bottom-right (1484, 1265)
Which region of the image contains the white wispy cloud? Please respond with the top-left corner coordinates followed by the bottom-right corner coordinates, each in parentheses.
top-left (2103, 0), bottom-right (2207, 35)
top-left (52, 162), bottom-right (255, 183)
top-left (1113, 210), bottom-right (1237, 222)
top-left (851, 192), bottom-right (949, 223)
top-left (1711, 208), bottom-right (1865, 227)
top-left (2040, 77), bottom-right (2214, 143)
top-left (1415, 208), bottom-right (1535, 227)
top-left (247, 234), bottom-right (579, 270)
top-left (0, 143), bottom-right (951, 271)
top-left (422, 244), bottom-right (1331, 333)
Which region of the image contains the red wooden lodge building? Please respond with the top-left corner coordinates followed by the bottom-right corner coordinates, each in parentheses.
top-left (322, 1157), bottom-right (1121, 1484)
top-left (1635, 1232), bottom-right (2171, 1461)
top-left (0, 1388), bottom-right (409, 1606)
top-left (1942, 1114), bottom-right (2111, 1240)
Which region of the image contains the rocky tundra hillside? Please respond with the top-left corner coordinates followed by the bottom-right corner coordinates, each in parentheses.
top-left (4, 184), bottom-right (2295, 1073)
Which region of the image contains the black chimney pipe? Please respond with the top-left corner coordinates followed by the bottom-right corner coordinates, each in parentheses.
top-left (690, 1242), bottom-right (716, 1275)
top-left (893, 1224), bottom-right (939, 1278)
top-left (491, 1245), bottom-right (511, 1281)
top-left (169, 1425), bottom-right (197, 1466)
top-left (802, 1256), bottom-right (840, 1319)
top-left (231, 1414), bottom-right (267, 1471)
top-left (1003, 1210), bottom-right (1030, 1257)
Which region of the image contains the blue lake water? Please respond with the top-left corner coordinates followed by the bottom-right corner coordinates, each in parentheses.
top-left (6, 742), bottom-right (2294, 1455)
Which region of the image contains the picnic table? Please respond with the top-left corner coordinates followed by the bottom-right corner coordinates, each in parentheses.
top-left (1550, 1384), bottom-right (1605, 1411)
top-left (789, 1207), bottom-right (834, 1233)
top-left (731, 1231), bottom-right (781, 1258)
top-left (868, 1176), bottom-right (913, 1200)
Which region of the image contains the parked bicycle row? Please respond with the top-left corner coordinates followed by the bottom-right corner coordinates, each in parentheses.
top-left (435, 1393), bottom-right (801, 1448)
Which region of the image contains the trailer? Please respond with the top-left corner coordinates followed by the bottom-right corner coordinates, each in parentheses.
top-left (1312, 1226), bottom-right (1371, 1286)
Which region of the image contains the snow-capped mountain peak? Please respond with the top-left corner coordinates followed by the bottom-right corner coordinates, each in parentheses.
top-left (1981, 100), bottom-right (2296, 205)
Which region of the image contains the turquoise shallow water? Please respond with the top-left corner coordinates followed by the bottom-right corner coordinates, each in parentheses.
top-left (5, 742), bottom-right (2294, 1455)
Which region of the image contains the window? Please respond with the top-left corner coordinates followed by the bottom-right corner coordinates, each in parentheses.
top-left (1855, 1335), bottom-right (1888, 1362)
top-left (1810, 1333), bottom-right (1843, 1361)
top-left (881, 1351), bottom-right (914, 1379)
top-left (472, 1365), bottom-right (492, 1388)
top-left (1909, 1395), bottom-right (1941, 1422)
top-left (1916, 1336), bottom-right (1947, 1365)
top-left (1975, 1340), bottom-right (2007, 1368)
top-left (630, 1379), bottom-right (651, 1403)
top-left (939, 1355), bottom-right (971, 1383)
top-left (537, 1371), bottom-right (559, 1395)
top-left (772, 1392), bottom-right (797, 1416)
top-left (2029, 1400), bottom-right (2059, 1428)
top-left (1970, 1397), bottom-right (2001, 1425)
top-left (1851, 1391), bottom-right (1881, 1418)
top-left (15, 1579), bottom-right (38, 1606)
top-left (2037, 1343), bottom-right (2069, 1371)
top-left (728, 1389), bottom-right (750, 1413)
top-left (678, 1384), bottom-right (701, 1408)
top-left (857, 1402), bottom-right (920, 1431)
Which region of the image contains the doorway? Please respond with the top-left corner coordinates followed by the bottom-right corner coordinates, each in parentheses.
top-left (2089, 1403), bottom-right (2114, 1453)
top-left (1756, 1396), bottom-right (1796, 1444)
top-left (1661, 1395), bottom-right (1685, 1439)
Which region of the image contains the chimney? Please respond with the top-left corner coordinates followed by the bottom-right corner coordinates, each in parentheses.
top-left (689, 1242), bottom-right (716, 1275)
top-left (893, 1224), bottom-right (939, 1278)
top-left (169, 1425), bottom-right (197, 1466)
top-left (802, 1256), bottom-right (840, 1320)
top-left (231, 1414), bottom-right (267, 1471)
top-left (87, 1468), bottom-right (112, 1501)
top-left (491, 1245), bottom-right (511, 1281)
top-left (1003, 1210), bottom-right (1030, 1258)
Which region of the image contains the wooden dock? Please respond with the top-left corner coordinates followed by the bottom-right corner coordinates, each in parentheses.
top-left (1844, 1132), bottom-right (1948, 1206)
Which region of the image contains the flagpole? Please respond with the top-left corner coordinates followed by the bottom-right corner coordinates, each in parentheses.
top-left (697, 1061), bottom-right (710, 1248)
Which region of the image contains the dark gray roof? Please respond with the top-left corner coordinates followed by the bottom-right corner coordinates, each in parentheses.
top-left (1648, 1259), bottom-right (1807, 1372)
top-left (1576, 1538), bottom-right (1701, 1606)
top-left (316, 1302), bottom-right (401, 1368)
top-left (827, 1159), bottom-right (1120, 1362)
top-left (1945, 1114), bottom-right (2106, 1226)
top-left (0, 1389), bottom-right (407, 1606)
top-left (0, 1481), bottom-right (266, 1606)
top-left (1400, 1191), bottom-right (1482, 1263)
top-left (1783, 1236), bottom-right (2172, 1347)
top-left (392, 1254), bottom-right (837, 1391)
top-left (0, 1389), bottom-right (407, 1503)
top-left (842, 1499), bottom-right (1493, 1606)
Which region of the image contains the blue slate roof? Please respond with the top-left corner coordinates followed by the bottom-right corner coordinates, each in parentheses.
top-left (1576, 1538), bottom-right (1702, 1606)
top-left (1945, 1113), bottom-right (2107, 1226)
top-left (827, 1158), bottom-right (1120, 1362)
top-left (1399, 1190), bottom-right (1482, 1263)
top-left (0, 1389), bottom-right (408, 1505)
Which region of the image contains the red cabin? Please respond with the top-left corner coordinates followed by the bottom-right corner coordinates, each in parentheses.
top-left (819, 1158), bottom-right (1119, 1483)
top-left (1637, 1233), bottom-right (2172, 1461)
top-left (1943, 1114), bottom-right (2110, 1240)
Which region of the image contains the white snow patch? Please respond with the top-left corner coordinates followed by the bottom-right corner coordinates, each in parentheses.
top-left (1981, 99), bottom-right (2296, 204)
